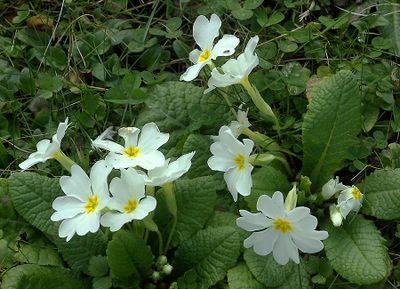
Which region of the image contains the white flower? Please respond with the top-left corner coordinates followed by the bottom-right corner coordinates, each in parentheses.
top-left (100, 167), bottom-right (156, 232)
top-left (180, 14), bottom-right (240, 82)
top-left (143, 152), bottom-right (196, 186)
top-left (92, 122), bottom-right (169, 170)
top-left (51, 160), bottom-right (112, 241)
top-left (337, 185), bottom-right (363, 219)
top-left (236, 191), bottom-right (328, 265)
top-left (321, 176), bottom-right (347, 200)
top-left (205, 36), bottom-right (259, 93)
top-left (207, 126), bottom-right (254, 201)
top-left (19, 118), bottom-right (69, 170)
top-left (229, 106), bottom-right (251, 137)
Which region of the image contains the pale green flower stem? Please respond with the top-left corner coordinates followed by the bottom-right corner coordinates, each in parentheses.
top-left (249, 153), bottom-right (291, 175)
top-left (52, 150), bottom-right (76, 172)
top-left (242, 128), bottom-right (281, 151)
top-left (240, 76), bottom-right (280, 134)
top-left (162, 182), bottom-right (177, 254)
top-left (143, 186), bottom-right (164, 254)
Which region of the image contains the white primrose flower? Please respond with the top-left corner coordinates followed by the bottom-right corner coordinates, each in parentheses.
top-left (180, 14), bottom-right (240, 82)
top-left (92, 122), bottom-right (169, 170)
top-left (101, 167), bottom-right (157, 232)
top-left (143, 151), bottom-right (196, 187)
top-left (321, 176), bottom-right (348, 200)
top-left (51, 160), bottom-right (112, 241)
top-left (236, 191), bottom-right (329, 265)
top-left (229, 106), bottom-right (251, 137)
top-left (205, 36), bottom-right (259, 93)
top-left (19, 118), bottom-right (69, 170)
top-left (337, 185), bottom-right (363, 219)
top-left (207, 126), bottom-right (254, 201)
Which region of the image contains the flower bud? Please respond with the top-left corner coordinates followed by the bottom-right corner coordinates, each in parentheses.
top-left (329, 204), bottom-right (343, 227)
top-left (284, 185), bottom-right (297, 212)
top-left (152, 271), bottom-right (161, 282)
top-left (162, 264), bottom-right (173, 275)
top-left (156, 255), bottom-right (168, 266)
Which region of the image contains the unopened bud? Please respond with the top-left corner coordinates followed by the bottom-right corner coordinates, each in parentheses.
top-left (152, 271), bottom-right (161, 282)
top-left (162, 264), bottom-right (173, 275)
top-left (284, 185), bottom-right (298, 212)
top-left (157, 255), bottom-right (168, 267)
top-left (329, 204), bottom-right (343, 227)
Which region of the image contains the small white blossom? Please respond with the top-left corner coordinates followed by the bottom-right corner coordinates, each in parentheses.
top-left (101, 167), bottom-right (157, 232)
top-left (180, 14), bottom-right (240, 82)
top-left (205, 36), bottom-right (259, 93)
top-left (229, 106), bottom-right (251, 137)
top-left (51, 160), bottom-right (112, 241)
top-left (236, 191), bottom-right (328, 265)
top-left (143, 152), bottom-right (196, 187)
top-left (19, 118), bottom-right (69, 170)
top-left (337, 185), bottom-right (363, 219)
top-left (321, 176), bottom-right (347, 200)
top-left (92, 122), bottom-right (169, 170)
top-left (207, 126), bottom-right (254, 201)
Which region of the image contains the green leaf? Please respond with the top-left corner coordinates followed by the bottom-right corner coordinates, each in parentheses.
top-left (281, 62), bottom-right (311, 95)
top-left (266, 12), bottom-right (285, 27)
top-left (172, 176), bottom-right (218, 246)
top-left (92, 276), bottom-right (112, 289)
top-left (175, 226), bottom-right (241, 289)
top-left (9, 172), bottom-right (107, 271)
top-left (227, 262), bottom-right (266, 289)
top-left (105, 72), bottom-right (146, 105)
top-left (360, 168), bottom-right (400, 219)
top-left (136, 82), bottom-right (229, 133)
top-left (14, 242), bottom-right (63, 266)
top-left (323, 215), bottom-right (391, 285)
top-left (245, 166), bottom-right (291, 210)
top-left (182, 134), bottom-right (213, 178)
top-left (88, 255), bottom-right (109, 277)
top-left (36, 73), bottom-right (63, 92)
top-left (232, 8), bottom-right (253, 21)
top-left (379, 2), bottom-right (400, 56)
top-left (244, 249), bottom-right (293, 287)
top-left (302, 70), bottom-right (361, 190)
top-left (1, 264), bottom-right (86, 289)
top-left (278, 40), bottom-right (298, 53)
top-left (106, 230), bottom-right (153, 279)
top-left (244, 0), bottom-right (263, 10)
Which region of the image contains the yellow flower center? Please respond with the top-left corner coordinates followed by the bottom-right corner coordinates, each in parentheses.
top-left (84, 195), bottom-right (99, 214)
top-left (198, 49), bottom-right (211, 63)
top-left (234, 154), bottom-right (245, 171)
top-left (123, 146), bottom-right (140, 158)
top-left (272, 218), bottom-right (292, 234)
top-left (351, 186), bottom-right (362, 200)
top-left (124, 199), bottom-right (138, 213)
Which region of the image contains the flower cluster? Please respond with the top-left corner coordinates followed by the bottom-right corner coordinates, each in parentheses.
top-left (322, 177), bottom-right (364, 227)
top-left (19, 120), bottom-right (195, 241)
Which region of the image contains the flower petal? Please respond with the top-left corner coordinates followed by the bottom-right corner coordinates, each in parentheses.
top-left (282, 234), bottom-right (300, 264)
top-left (224, 168), bottom-right (240, 201)
top-left (52, 117), bottom-right (69, 144)
top-left (100, 212), bottom-right (132, 232)
top-left (189, 49), bottom-right (202, 64)
top-left (236, 210), bottom-right (271, 231)
top-left (105, 152), bottom-right (136, 169)
top-left (121, 167), bottom-right (146, 200)
top-left (118, 127), bottom-right (140, 147)
top-left (138, 123), bottom-right (169, 152)
top-left (130, 196), bottom-right (157, 220)
top-left (243, 227), bottom-right (278, 256)
top-left (135, 151), bottom-right (166, 170)
top-left (180, 62), bottom-right (207, 81)
top-left (272, 234), bottom-right (290, 265)
top-left (212, 34), bottom-right (240, 58)
top-left (51, 196), bottom-right (85, 221)
top-left (207, 156), bottom-right (235, 172)
top-left (256, 192), bottom-right (285, 219)
top-left (235, 166), bottom-right (253, 197)
top-left (76, 211), bottom-right (100, 235)
top-left (90, 160), bottom-right (112, 202)
top-left (193, 14), bottom-right (221, 50)
top-left (59, 165), bottom-right (91, 201)
top-left (286, 207), bottom-right (310, 222)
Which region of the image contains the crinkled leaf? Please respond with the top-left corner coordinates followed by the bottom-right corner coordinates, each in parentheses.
top-left (360, 168), bottom-right (400, 219)
top-left (182, 134), bottom-right (213, 178)
top-left (302, 70), bottom-right (361, 190)
top-left (106, 230), bottom-right (153, 279)
top-left (0, 264), bottom-right (86, 289)
top-left (323, 215), bottom-right (391, 284)
top-left (244, 249), bottom-right (294, 287)
top-left (245, 166), bottom-right (291, 210)
top-left (175, 226), bottom-right (241, 289)
top-left (88, 255), bottom-right (109, 277)
top-left (9, 172), bottom-right (107, 271)
top-left (227, 262), bottom-right (266, 289)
